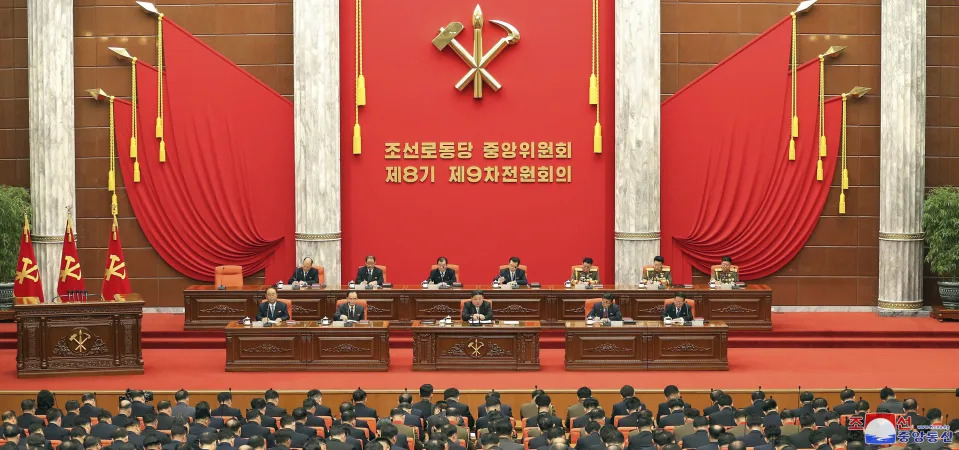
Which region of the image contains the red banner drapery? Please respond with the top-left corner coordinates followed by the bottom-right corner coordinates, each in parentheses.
top-left (112, 20), bottom-right (294, 282)
top-left (661, 18), bottom-right (842, 283)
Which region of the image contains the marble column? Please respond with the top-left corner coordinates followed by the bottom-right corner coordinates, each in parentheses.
top-left (878, 0), bottom-right (926, 314)
top-left (614, 0), bottom-right (660, 285)
top-left (293, 0), bottom-right (341, 284)
top-left (28, 0), bottom-right (75, 301)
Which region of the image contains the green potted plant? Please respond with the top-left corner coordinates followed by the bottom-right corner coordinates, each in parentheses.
top-left (0, 186), bottom-right (32, 310)
top-left (923, 186), bottom-right (959, 309)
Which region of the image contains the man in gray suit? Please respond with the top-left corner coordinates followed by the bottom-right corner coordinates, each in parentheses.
top-left (877, 388), bottom-right (904, 414)
top-left (171, 391), bottom-right (194, 419)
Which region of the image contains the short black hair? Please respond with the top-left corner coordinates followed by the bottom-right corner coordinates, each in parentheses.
top-left (531, 389), bottom-right (545, 399)
top-left (664, 385), bottom-right (679, 397)
top-left (171, 425), bottom-right (187, 437)
top-left (174, 390), bottom-right (189, 402)
top-left (582, 257), bottom-right (593, 264)
top-left (274, 430), bottom-right (293, 446)
top-left (157, 400), bottom-right (172, 411)
top-left (509, 257), bottom-right (520, 264)
top-left (746, 415), bottom-right (763, 428)
top-left (46, 409), bottom-right (63, 422)
top-left (692, 417), bottom-right (709, 428)
top-left (247, 435), bottom-right (266, 449)
top-left (799, 414), bottom-right (816, 428)
top-left (444, 388), bottom-right (460, 399)
top-left (65, 400), bottom-right (80, 412)
top-left (839, 389), bottom-right (855, 401)
top-left (217, 392), bottom-right (232, 403)
top-left (292, 408), bottom-right (307, 421)
top-left (602, 293), bottom-right (614, 301)
top-left (307, 389), bottom-right (322, 398)
top-left (265, 389), bottom-right (280, 401)
top-left (437, 257), bottom-right (448, 264)
top-left (799, 391), bottom-right (814, 403)
top-left (353, 389), bottom-right (368, 402)
top-left (82, 393), bottom-right (96, 403)
top-left (584, 421), bottom-right (601, 434)
top-left (624, 397), bottom-right (641, 412)
top-left (654, 256), bottom-right (665, 263)
top-left (535, 394), bottom-right (551, 408)
top-left (763, 399), bottom-right (778, 412)
top-left (20, 399), bottom-right (35, 411)
top-left (420, 384), bottom-right (434, 397)
top-left (619, 385), bottom-right (634, 398)
top-left (577, 387), bottom-right (592, 399)
top-left (926, 408), bottom-right (943, 421)
top-left (470, 290), bottom-right (484, 298)
top-left (82, 436), bottom-right (100, 450)
top-left (721, 256), bottom-right (732, 263)
top-left (751, 391), bottom-right (766, 401)
top-left (143, 412), bottom-right (157, 424)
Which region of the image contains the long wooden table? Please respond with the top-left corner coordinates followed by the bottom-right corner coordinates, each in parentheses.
top-left (411, 320), bottom-right (541, 371)
top-left (564, 320), bottom-right (728, 371)
top-left (223, 320), bottom-right (390, 371)
top-left (15, 301), bottom-right (144, 377)
top-left (185, 285), bottom-right (771, 330)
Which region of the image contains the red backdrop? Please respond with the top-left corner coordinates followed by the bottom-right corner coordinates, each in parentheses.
top-left (339, 0), bottom-right (615, 284)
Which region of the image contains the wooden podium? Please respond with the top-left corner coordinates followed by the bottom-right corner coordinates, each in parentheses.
top-left (15, 300), bottom-right (144, 378)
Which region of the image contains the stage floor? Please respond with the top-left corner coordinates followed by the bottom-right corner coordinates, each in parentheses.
top-left (1, 346), bottom-right (957, 391)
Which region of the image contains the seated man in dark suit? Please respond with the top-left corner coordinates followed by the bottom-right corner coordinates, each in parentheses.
top-left (411, 385), bottom-right (433, 419)
top-left (306, 390), bottom-right (333, 418)
top-left (573, 406), bottom-right (605, 431)
top-left (211, 393), bottom-right (242, 419)
top-left (336, 292), bottom-right (366, 321)
top-left (529, 427), bottom-right (564, 450)
top-left (240, 411), bottom-right (272, 441)
top-left (754, 426), bottom-right (781, 450)
top-left (662, 293), bottom-right (693, 322)
top-left (495, 257), bottom-right (527, 286)
top-left (17, 400), bottom-right (44, 431)
top-left (264, 391), bottom-right (287, 418)
top-left (355, 255), bottom-right (385, 286)
top-left (738, 416), bottom-right (767, 447)
top-left (289, 257), bottom-right (320, 286)
top-left (213, 429), bottom-right (235, 450)
top-left (113, 400), bottom-right (135, 429)
top-left (161, 424), bottom-right (189, 450)
top-left (43, 410), bottom-right (70, 441)
top-left (811, 399), bottom-right (830, 426)
top-left (155, 402), bottom-right (175, 431)
top-left (832, 390), bottom-right (857, 416)
top-left (443, 389), bottom-right (473, 429)
top-left (786, 415), bottom-right (817, 448)
top-left (190, 411), bottom-right (217, 438)
top-left (680, 417), bottom-right (710, 449)
top-left (659, 399), bottom-right (687, 427)
top-left (877, 388), bottom-right (904, 414)
top-left (61, 401), bottom-right (81, 429)
top-left (612, 386), bottom-right (645, 418)
top-left (91, 411), bottom-right (120, 440)
top-left (706, 396), bottom-right (735, 427)
top-left (587, 293), bottom-right (622, 322)
top-left (327, 425), bottom-right (361, 450)
top-left (352, 390), bottom-right (378, 420)
top-left (428, 257), bottom-right (457, 285)
top-left (79, 394), bottom-right (104, 419)
top-left (461, 291), bottom-right (493, 322)
top-left (617, 398), bottom-right (646, 428)
top-left (129, 392), bottom-right (156, 418)
top-left (142, 414), bottom-right (171, 446)
top-left (762, 399), bottom-right (783, 427)
top-left (576, 421), bottom-right (603, 450)
top-left (248, 399), bottom-right (277, 430)
top-left (339, 411), bottom-right (369, 446)
top-left (702, 391), bottom-right (724, 417)
top-left (256, 288), bottom-right (289, 323)
top-left (475, 399), bottom-right (502, 432)
top-left (626, 417), bottom-right (656, 450)
top-left (277, 416), bottom-right (309, 449)
top-left (477, 392), bottom-right (512, 419)
top-left (292, 407), bottom-right (320, 437)
top-left (656, 385), bottom-right (686, 422)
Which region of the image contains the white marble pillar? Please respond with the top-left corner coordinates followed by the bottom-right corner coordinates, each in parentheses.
top-left (28, 0), bottom-right (75, 300)
top-left (293, 0), bottom-right (341, 284)
top-left (614, 0), bottom-right (660, 285)
top-left (878, 0), bottom-right (926, 314)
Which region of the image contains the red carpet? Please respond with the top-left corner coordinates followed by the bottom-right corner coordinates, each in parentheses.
top-left (1, 346), bottom-right (958, 391)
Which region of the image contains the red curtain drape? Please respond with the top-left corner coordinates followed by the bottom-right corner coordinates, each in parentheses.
top-left (112, 20), bottom-right (294, 282)
top-left (660, 17), bottom-right (842, 283)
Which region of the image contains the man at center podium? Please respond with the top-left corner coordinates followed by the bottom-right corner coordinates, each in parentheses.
top-left (256, 287), bottom-right (289, 322)
top-left (355, 255), bottom-right (384, 286)
top-left (336, 291), bottom-right (366, 321)
top-left (662, 293), bottom-right (693, 321)
top-left (428, 257), bottom-right (457, 284)
top-left (288, 257), bottom-right (319, 286)
top-left (462, 291), bottom-right (493, 322)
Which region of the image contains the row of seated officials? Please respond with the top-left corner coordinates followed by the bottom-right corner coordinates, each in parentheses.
top-left (1, 386), bottom-right (956, 450)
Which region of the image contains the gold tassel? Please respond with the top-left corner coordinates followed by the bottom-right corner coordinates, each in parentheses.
top-left (156, 117), bottom-right (163, 139)
top-left (789, 138), bottom-right (796, 161)
top-left (111, 193), bottom-right (118, 217)
top-left (589, 74), bottom-right (598, 105)
top-left (130, 136), bottom-right (138, 159)
top-left (159, 139), bottom-right (166, 162)
top-left (819, 135), bottom-right (827, 157)
top-left (839, 191), bottom-right (846, 214)
top-left (841, 168), bottom-right (849, 190)
top-left (108, 169), bottom-right (116, 192)
top-left (353, 123), bottom-right (362, 155)
top-left (134, 160), bottom-right (141, 182)
top-left (593, 122), bottom-right (602, 154)
top-left (356, 75), bottom-right (367, 106)
top-left (816, 159), bottom-right (823, 181)
top-left (791, 116), bottom-right (798, 138)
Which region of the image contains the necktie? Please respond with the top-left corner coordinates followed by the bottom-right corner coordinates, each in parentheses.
top-left (368, 269), bottom-right (372, 279)
top-left (350, 305), bottom-right (355, 318)
top-left (510, 271), bottom-right (515, 281)
top-left (270, 303), bottom-right (275, 318)
top-left (603, 308), bottom-right (608, 318)
top-left (440, 271), bottom-right (445, 279)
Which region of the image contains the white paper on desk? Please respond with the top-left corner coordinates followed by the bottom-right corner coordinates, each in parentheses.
top-left (502, 320), bottom-right (520, 325)
top-left (252, 321), bottom-right (264, 327)
top-left (611, 321), bottom-right (624, 327)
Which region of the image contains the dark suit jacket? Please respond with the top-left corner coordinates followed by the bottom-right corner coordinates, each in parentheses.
top-left (257, 301), bottom-right (290, 321)
top-left (127, 431), bottom-right (145, 450)
top-left (314, 405), bottom-right (332, 417)
top-left (745, 400), bottom-right (766, 418)
top-left (336, 303), bottom-right (366, 321)
top-left (627, 431), bottom-right (655, 450)
top-left (214, 443), bottom-right (234, 450)
top-left (355, 266), bottom-right (385, 285)
top-left (446, 400), bottom-right (474, 428)
top-left (662, 303), bottom-right (693, 321)
top-left (326, 439), bottom-right (354, 450)
top-left (740, 430), bottom-right (767, 447)
top-left (171, 403), bottom-right (195, 419)
top-left (304, 415), bottom-right (326, 429)
top-left (659, 411), bottom-right (686, 427)
top-left (707, 409), bottom-right (735, 427)
top-left (62, 413), bottom-right (80, 428)
top-left (161, 440), bottom-right (184, 450)
top-left (411, 400), bottom-right (432, 418)
top-left (16, 414), bottom-right (43, 430)
top-left (132, 402), bottom-right (156, 418)
top-left (478, 404), bottom-right (512, 418)
top-left (43, 424), bottom-right (70, 441)
top-left (295, 423), bottom-right (318, 438)
top-left (79, 404), bottom-right (105, 418)
top-left (702, 404), bottom-right (720, 417)
top-left (428, 269), bottom-right (457, 284)
top-left (833, 401), bottom-right (857, 416)
top-left (588, 303), bottom-right (622, 320)
top-left (265, 404), bottom-right (288, 418)
top-left (576, 432), bottom-right (604, 450)
top-left (157, 413), bottom-right (175, 431)
top-left (113, 414), bottom-right (133, 428)
top-left (353, 404), bottom-right (378, 420)
top-left (190, 423), bottom-right (217, 436)
top-left (617, 413), bottom-right (643, 428)
top-left (818, 424), bottom-right (846, 440)
top-left (788, 429), bottom-right (816, 448)
top-left (461, 301), bottom-right (494, 321)
top-left (289, 267), bottom-right (320, 285)
top-left (695, 443), bottom-right (719, 450)
top-left (878, 400), bottom-right (904, 413)
top-left (681, 430), bottom-right (709, 449)
top-left (143, 426), bottom-right (172, 445)
top-left (286, 430), bottom-right (310, 448)
top-left (91, 422), bottom-right (121, 440)
top-left (240, 423), bottom-right (272, 439)
top-left (762, 413), bottom-right (783, 427)
top-left (789, 404), bottom-right (814, 418)
top-left (813, 410), bottom-right (829, 426)
top-left (211, 405), bottom-right (243, 418)
top-left (528, 436), bottom-right (548, 450)
top-left (496, 268), bottom-right (527, 285)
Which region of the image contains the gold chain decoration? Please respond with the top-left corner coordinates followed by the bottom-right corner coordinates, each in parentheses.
top-left (592, 0), bottom-right (601, 154)
top-left (788, 12), bottom-right (798, 161)
top-left (589, 0), bottom-right (598, 106)
top-left (108, 95), bottom-right (118, 216)
top-left (130, 57), bottom-right (140, 182)
top-left (816, 54), bottom-right (825, 181)
top-left (156, 13), bottom-right (166, 163)
top-left (352, 0), bottom-right (365, 155)
top-left (839, 93), bottom-right (848, 214)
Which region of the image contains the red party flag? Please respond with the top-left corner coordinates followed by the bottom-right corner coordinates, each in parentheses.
top-left (13, 214), bottom-right (44, 303)
top-left (101, 217), bottom-right (131, 301)
top-left (56, 215), bottom-right (86, 298)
